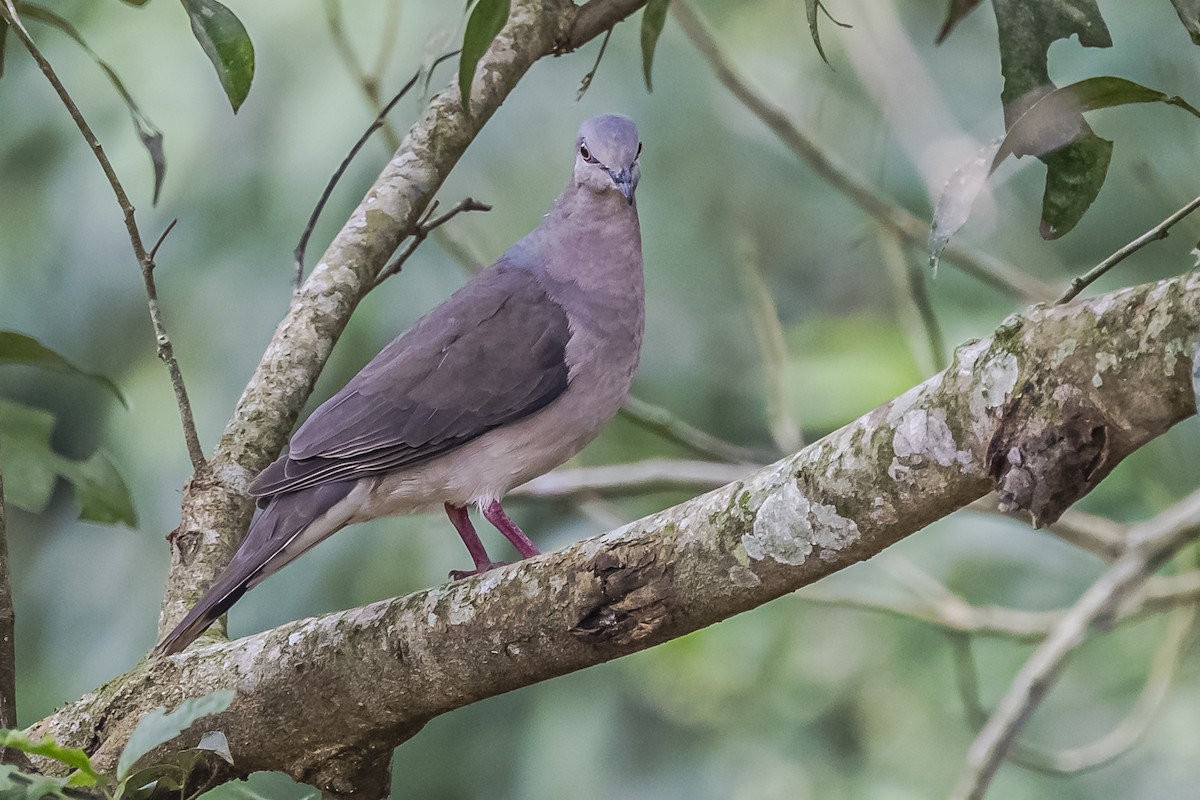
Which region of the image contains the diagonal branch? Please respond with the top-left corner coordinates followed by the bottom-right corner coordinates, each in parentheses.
top-left (30, 272), bottom-right (1200, 794)
top-left (671, 0), bottom-right (1058, 303)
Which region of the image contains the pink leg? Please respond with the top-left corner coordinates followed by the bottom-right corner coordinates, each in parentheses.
top-left (444, 503), bottom-right (505, 579)
top-left (482, 500), bottom-right (541, 559)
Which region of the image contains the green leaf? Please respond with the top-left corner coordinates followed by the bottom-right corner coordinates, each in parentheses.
top-left (14, 5), bottom-right (166, 204)
top-left (59, 449), bottom-right (138, 526)
top-left (0, 398), bottom-right (138, 526)
top-left (119, 0), bottom-right (154, 5)
top-left (640, 0), bottom-right (670, 92)
top-left (0, 330), bottom-right (127, 406)
top-left (0, 730), bottom-right (101, 783)
top-left (117, 689), bottom-right (235, 780)
top-left (195, 771), bottom-right (320, 800)
top-left (803, 0), bottom-right (850, 66)
top-left (1170, 0), bottom-right (1200, 45)
top-left (0, 765), bottom-right (75, 800)
top-left (935, 0), bottom-right (983, 44)
top-left (181, 0), bottom-right (255, 112)
top-left (991, 0), bottom-right (1112, 239)
top-left (458, 0), bottom-right (509, 114)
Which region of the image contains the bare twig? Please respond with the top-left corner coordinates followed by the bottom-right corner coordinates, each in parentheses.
top-left (951, 489), bottom-right (1200, 800)
top-left (576, 26), bottom-right (613, 100)
top-left (513, 459), bottom-right (758, 500)
top-left (293, 49), bottom-right (460, 289)
top-left (1058, 193), bottom-right (1200, 304)
top-left (371, 197), bottom-right (492, 288)
top-left (618, 394), bottom-right (765, 465)
top-left (2, 4), bottom-right (205, 471)
top-left (877, 227), bottom-right (945, 375)
top-left (735, 233), bottom-right (803, 451)
top-left (671, 0), bottom-right (1057, 303)
top-left (966, 495), bottom-right (1126, 561)
top-left (148, 218), bottom-right (179, 263)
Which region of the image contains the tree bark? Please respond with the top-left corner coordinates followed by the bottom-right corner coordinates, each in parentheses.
top-left (29, 272), bottom-right (1200, 793)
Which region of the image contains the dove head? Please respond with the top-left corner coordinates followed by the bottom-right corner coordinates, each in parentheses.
top-left (574, 114), bottom-right (641, 205)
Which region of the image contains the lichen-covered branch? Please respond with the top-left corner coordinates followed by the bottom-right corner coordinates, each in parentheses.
top-left (32, 273), bottom-right (1199, 794)
top-left (157, 0), bottom-right (650, 640)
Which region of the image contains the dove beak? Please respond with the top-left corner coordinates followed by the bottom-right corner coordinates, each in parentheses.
top-left (608, 168), bottom-right (636, 205)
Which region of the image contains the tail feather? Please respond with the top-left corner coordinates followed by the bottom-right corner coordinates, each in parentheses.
top-left (152, 481), bottom-right (357, 656)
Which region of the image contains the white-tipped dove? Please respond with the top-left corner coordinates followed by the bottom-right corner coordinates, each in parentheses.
top-left (155, 114), bottom-right (644, 655)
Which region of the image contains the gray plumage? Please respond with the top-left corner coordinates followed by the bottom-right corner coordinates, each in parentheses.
top-left (154, 114), bottom-right (645, 656)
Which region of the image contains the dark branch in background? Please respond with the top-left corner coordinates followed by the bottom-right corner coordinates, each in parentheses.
top-left (951, 490), bottom-right (1200, 800)
top-left (292, 49), bottom-right (460, 290)
top-left (0, 5), bottom-right (205, 471)
top-left (671, 0), bottom-right (1057, 303)
top-left (371, 197), bottom-right (492, 288)
top-left (512, 458), bottom-right (757, 500)
top-left (0, 464), bottom-right (14, 732)
top-left (618, 394), bottom-right (765, 464)
top-left (1058, 192), bottom-right (1200, 303)
top-left (321, 0), bottom-right (404, 153)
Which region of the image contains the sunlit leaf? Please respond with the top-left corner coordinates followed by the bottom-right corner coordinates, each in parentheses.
top-left (0, 329), bottom-right (127, 406)
top-left (458, 0), bottom-right (508, 114)
top-left (992, 0), bottom-right (1111, 238)
top-left (196, 771), bottom-right (320, 800)
top-left (804, 0), bottom-right (850, 66)
top-left (15, 4), bottom-right (166, 204)
top-left (1170, 0), bottom-right (1200, 45)
top-left (117, 690), bottom-right (235, 780)
top-left (0, 398), bottom-right (138, 525)
top-left (640, 0), bottom-right (669, 92)
top-left (0, 730), bottom-right (101, 783)
top-left (935, 0), bottom-right (983, 44)
top-left (181, 0), bottom-right (255, 112)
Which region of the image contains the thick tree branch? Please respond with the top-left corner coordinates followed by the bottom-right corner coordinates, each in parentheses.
top-left (158, 0), bottom-right (650, 641)
top-left (31, 273), bottom-right (1199, 793)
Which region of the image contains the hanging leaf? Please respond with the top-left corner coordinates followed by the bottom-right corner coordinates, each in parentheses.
top-left (991, 0), bottom-right (1111, 239)
top-left (15, 4), bottom-right (166, 203)
top-left (0, 330), bottom-right (127, 406)
top-left (181, 0), bottom-right (255, 112)
top-left (640, 0), bottom-right (670, 92)
top-left (935, 0), bottom-right (984, 44)
top-left (117, 690), bottom-right (235, 780)
top-left (803, 0), bottom-right (850, 66)
top-left (1170, 0), bottom-right (1200, 45)
top-left (458, 0), bottom-right (509, 114)
top-left (0, 399), bottom-right (138, 526)
top-left (927, 138), bottom-right (1002, 272)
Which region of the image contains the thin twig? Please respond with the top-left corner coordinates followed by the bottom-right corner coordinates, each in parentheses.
top-left (513, 459), bottom-right (759, 500)
top-left (950, 489), bottom-right (1200, 800)
top-left (1058, 193), bottom-right (1200, 304)
top-left (876, 227), bottom-right (945, 375)
top-left (734, 233), bottom-right (803, 451)
top-left (576, 26), bottom-right (613, 100)
top-left (148, 218), bottom-right (179, 263)
top-left (965, 495), bottom-right (1127, 561)
top-left (371, 197), bottom-right (492, 288)
top-left (671, 0), bottom-right (1057, 303)
top-left (293, 49), bottom-right (460, 289)
top-left (2, 4), bottom-right (206, 471)
top-left (0, 461), bottom-right (14, 732)
top-left (322, 0), bottom-right (404, 152)
top-left (619, 394), bottom-right (765, 465)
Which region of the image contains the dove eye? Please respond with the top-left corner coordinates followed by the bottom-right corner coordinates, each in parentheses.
top-left (579, 143), bottom-right (596, 163)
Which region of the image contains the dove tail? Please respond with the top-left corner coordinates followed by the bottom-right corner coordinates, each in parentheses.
top-left (152, 481), bottom-right (357, 657)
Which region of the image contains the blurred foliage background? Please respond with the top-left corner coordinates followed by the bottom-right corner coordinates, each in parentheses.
top-left (2, 0), bottom-right (1200, 797)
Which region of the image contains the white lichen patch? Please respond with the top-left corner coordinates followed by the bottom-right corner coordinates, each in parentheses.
top-left (1093, 351), bottom-right (1119, 387)
top-left (741, 481), bottom-right (860, 566)
top-left (1051, 338), bottom-right (1077, 368)
top-left (888, 408), bottom-right (971, 482)
top-left (969, 351), bottom-right (1019, 420)
top-left (447, 597), bottom-right (476, 626)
